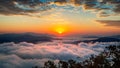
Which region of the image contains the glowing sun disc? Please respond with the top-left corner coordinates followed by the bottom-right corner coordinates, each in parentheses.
top-left (55, 27), bottom-right (65, 34)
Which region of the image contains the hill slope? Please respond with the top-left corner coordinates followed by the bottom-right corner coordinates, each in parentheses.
top-left (0, 33), bottom-right (53, 43)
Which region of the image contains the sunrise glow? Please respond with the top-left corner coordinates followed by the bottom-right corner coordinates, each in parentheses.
top-left (55, 27), bottom-right (65, 34)
top-left (0, 0), bottom-right (120, 68)
top-left (0, 0), bottom-right (120, 35)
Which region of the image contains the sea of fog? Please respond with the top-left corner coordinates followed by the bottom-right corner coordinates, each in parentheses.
top-left (0, 38), bottom-right (120, 68)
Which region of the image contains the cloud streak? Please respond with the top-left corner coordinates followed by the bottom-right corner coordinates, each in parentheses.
top-left (96, 20), bottom-right (120, 27)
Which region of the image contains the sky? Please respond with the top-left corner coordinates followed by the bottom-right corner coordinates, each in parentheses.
top-left (0, 0), bottom-right (120, 36)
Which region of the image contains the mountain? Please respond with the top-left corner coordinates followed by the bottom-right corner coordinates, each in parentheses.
top-left (107, 35), bottom-right (120, 39)
top-left (82, 36), bottom-right (100, 38)
top-left (82, 35), bottom-right (120, 39)
top-left (89, 37), bottom-right (120, 42)
top-left (71, 37), bottom-right (120, 44)
top-left (0, 33), bottom-right (53, 43)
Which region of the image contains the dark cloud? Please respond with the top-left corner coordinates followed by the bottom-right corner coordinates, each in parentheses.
top-left (98, 11), bottom-right (111, 17)
top-left (54, 0), bottom-right (67, 4)
top-left (83, 3), bottom-right (97, 10)
top-left (114, 4), bottom-right (120, 13)
top-left (0, 0), bottom-right (22, 15)
top-left (69, 0), bottom-right (84, 6)
top-left (96, 20), bottom-right (120, 27)
top-left (102, 0), bottom-right (120, 4)
top-left (79, 0), bottom-right (120, 16)
top-left (0, 0), bottom-right (120, 17)
top-left (0, 0), bottom-right (50, 15)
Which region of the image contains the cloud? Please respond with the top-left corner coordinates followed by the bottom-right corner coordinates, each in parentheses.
top-left (54, 0), bottom-right (68, 5)
top-left (0, 54), bottom-right (50, 68)
top-left (113, 4), bottom-right (120, 13)
top-left (97, 11), bottom-right (111, 17)
top-left (0, 0), bottom-right (120, 17)
top-left (0, 42), bottom-right (94, 60)
top-left (96, 20), bottom-right (120, 27)
top-left (0, 41), bottom-right (119, 68)
top-left (0, 0), bottom-right (51, 15)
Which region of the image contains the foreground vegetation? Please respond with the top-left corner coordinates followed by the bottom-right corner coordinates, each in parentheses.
top-left (33, 45), bottom-right (120, 68)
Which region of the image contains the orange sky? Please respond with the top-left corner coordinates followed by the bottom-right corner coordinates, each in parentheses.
top-left (0, 8), bottom-right (120, 36)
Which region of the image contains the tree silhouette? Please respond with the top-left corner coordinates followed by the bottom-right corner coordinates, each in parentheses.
top-left (58, 60), bottom-right (68, 68)
top-left (36, 44), bottom-right (120, 68)
top-left (44, 60), bottom-right (56, 68)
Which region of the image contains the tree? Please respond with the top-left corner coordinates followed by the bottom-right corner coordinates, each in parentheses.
top-left (44, 60), bottom-right (56, 68)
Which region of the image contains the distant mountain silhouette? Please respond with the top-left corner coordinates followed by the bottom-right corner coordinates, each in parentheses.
top-left (82, 35), bottom-right (120, 39)
top-left (88, 37), bottom-right (120, 42)
top-left (82, 36), bottom-right (100, 38)
top-left (107, 35), bottom-right (120, 39)
top-left (0, 33), bottom-right (53, 43)
top-left (71, 37), bottom-right (120, 44)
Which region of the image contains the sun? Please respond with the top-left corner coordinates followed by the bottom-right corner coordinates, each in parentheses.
top-left (55, 27), bottom-right (65, 34)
